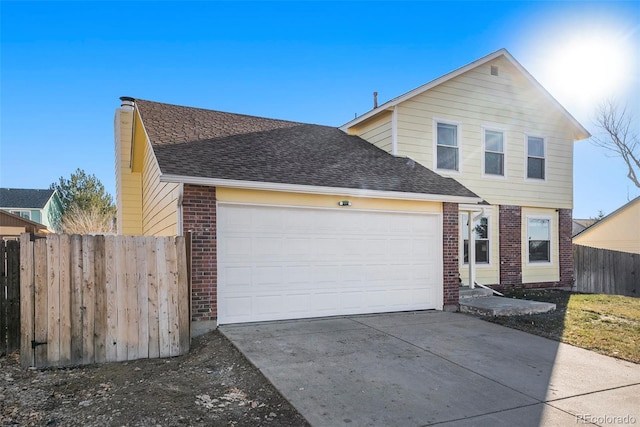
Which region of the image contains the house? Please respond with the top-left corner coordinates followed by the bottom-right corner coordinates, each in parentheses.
top-left (572, 219), bottom-right (597, 237)
top-left (342, 48), bottom-right (589, 291)
top-left (0, 209), bottom-right (50, 239)
top-left (0, 188), bottom-right (62, 232)
top-left (573, 196), bottom-right (640, 254)
top-left (114, 48), bottom-right (589, 331)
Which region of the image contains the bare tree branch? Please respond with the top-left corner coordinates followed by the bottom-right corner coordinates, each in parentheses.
top-left (592, 99), bottom-right (640, 188)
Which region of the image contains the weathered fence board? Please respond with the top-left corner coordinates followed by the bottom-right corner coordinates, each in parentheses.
top-left (574, 244), bottom-right (639, 297)
top-left (20, 233), bottom-right (190, 368)
top-left (20, 235), bottom-right (34, 366)
top-left (2, 240), bottom-right (21, 355)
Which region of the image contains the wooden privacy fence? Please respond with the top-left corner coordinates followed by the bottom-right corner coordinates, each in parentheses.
top-left (1, 240), bottom-right (20, 355)
top-left (573, 244), bottom-right (639, 297)
top-left (20, 233), bottom-right (190, 368)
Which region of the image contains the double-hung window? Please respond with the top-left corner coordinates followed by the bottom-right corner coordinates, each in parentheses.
top-left (527, 136), bottom-right (545, 180)
top-left (528, 218), bottom-right (551, 262)
top-left (436, 122), bottom-right (459, 171)
top-left (484, 130), bottom-right (504, 176)
top-left (461, 213), bottom-right (489, 264)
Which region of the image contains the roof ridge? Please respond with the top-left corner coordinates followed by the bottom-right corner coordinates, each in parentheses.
top-left (0, 188), bottom-right (53, 192)
top-left (133, 98), bottom-right (311, 126)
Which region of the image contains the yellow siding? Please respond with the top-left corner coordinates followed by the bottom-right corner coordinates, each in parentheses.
top-left (573, 199), bottom-right (640, 254)
top-left (216, 187), bottom-right (442, 213)
top-left (347, 111), bottom-right (393, 153)
top-left (522, 207), bottom-right (559, 283)
top-left (458, 205), bottom-right (499, 285)
top-left (353, 56), bottom-right (575, 209)
top-left (115, 108), bottom-right (143, 235)
top-left (141, 140), bottom-right (180, 236)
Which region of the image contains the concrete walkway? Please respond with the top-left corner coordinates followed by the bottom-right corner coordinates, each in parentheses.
top-left (221, 311), bottom-right (640, 427)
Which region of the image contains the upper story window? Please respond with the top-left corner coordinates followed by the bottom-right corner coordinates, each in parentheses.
top-left (10, 210), bottom-right (31, 220)
top-left (461, 213), bottom-right (490, 264)
top-left (527, 136), bottom-right (545, 180)
top-left (436, 122), bottom-right (459, 171)
top-left (528, 217), bottom-right (551, 263)
top-left (484, 130), bottom-right (504, 176)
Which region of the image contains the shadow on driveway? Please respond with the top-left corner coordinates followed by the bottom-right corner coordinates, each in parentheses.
top-left (221, 311), bottom-right (640, 426)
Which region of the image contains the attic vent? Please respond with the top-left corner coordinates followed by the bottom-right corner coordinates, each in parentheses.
top-left (491, 65), bottom-right (499, 76)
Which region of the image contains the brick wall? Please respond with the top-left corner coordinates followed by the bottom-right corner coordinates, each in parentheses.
top-left (558, 208), bottom-right (574, 287)
top-left (442, 202), bottom-right (459, 308)
top-left (182, 185), bottom-right (217, 322)
top-left (497, 206), bottom-right (572, 289)
top-left (499, 205), bottom-right (522, 287)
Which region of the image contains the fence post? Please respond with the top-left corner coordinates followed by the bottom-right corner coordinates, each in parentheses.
top-left (19, 233), bottom-right (34, 367)
top-left (1, 240), bottom-right (6, 355)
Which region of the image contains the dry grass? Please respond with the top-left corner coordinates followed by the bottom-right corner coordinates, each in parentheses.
top-left (484, 290), bottom-right (640, 364)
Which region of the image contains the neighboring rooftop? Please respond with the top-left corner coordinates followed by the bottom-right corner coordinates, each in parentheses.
top-left (134, 99), bottom-right (480, 200)
top-left (0, 188), bottom-right (55, 209)
top-left (572, 219), bottom-right (598, 237)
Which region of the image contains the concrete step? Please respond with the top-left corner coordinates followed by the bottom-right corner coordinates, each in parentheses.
top-left (459, 287), bottom-right (493, 300)
top-left (459, 296), bottom-right (556, 317)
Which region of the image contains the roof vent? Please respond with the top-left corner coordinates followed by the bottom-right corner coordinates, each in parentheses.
top-left (373, 91), bottom-right (378, 109)
top-left (119, 96), bottom-right (135, 112)
top-left (491, 66), bottom-right (499, 76)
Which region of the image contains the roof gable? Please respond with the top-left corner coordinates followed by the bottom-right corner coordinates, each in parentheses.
top-left (132, 99), bottom-right (479, 201)
top-left (340, 48), bottom-right (590, 140)
top-left (574, 196), bottom-right (640, 238)
top-left (0, 188), bottom-right (55, 209)
top-left (0, 209), bottom-right (49, 231)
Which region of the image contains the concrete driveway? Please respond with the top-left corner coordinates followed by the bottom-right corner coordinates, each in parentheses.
top-left (220, 311), bottom-right (640, 426)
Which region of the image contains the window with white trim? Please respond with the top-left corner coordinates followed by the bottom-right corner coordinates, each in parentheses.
top-left (484, 130), bottom-right (504, 176)
top-left (10, 210), bottom-right (31, 220)
top-left (461, 213), bottom-right (489, 264)
top-left (527, 136), bottom-right (545, 180)
top-left (528, 217), bottom-right (551, 262)
top-left (436, 122), bottom-right (459, 171)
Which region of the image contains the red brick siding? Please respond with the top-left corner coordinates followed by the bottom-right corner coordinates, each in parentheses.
top-left (558, 208), bottom-right (574, 287)
top-left (182, 185), bottom-right (217, 322)
top-left (499, 205), bottom-right (522, 287)
top-left (497, 206), bottom-right (573, 290)
top-left (442, 202), bottom-right (459, 307)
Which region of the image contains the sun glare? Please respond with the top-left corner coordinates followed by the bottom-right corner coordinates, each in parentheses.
top-left (544, 31), bottom-right (633, 110)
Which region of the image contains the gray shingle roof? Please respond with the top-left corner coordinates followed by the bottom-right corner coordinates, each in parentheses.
top-left (0, 188), bottom-right (55, 209)
top-left (134, 99), bottom-right (478, 199)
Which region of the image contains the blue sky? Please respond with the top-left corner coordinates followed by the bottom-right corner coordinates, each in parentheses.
top-left (1, 1), bottom-right (639, 218)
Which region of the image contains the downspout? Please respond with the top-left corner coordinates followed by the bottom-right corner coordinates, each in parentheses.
top-left (177, 183), bottom-right (184, 236)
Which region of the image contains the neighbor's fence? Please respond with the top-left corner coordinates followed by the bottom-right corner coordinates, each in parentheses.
top-left (20, 233), bottom-right (190, 368)
top-left (1, 240), bottom-right (21, 355)
top-left (573, 244), bottom-right (639, 297)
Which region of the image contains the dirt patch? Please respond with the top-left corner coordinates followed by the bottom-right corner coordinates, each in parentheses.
top-left (0, 330), bottom-right (310, 426)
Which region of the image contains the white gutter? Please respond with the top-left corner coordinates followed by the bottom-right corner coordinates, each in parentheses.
top-left (159, 174), bottom-right (482, 204)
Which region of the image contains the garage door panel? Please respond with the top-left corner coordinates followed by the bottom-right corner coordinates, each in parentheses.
top-left (218, 204), bottom-right (443, 324)
top-left (224, 266), bottom-right (252, 286)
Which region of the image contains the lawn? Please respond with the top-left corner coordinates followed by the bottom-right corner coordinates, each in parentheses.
top-left (483, 289), bottom-right (640, 364)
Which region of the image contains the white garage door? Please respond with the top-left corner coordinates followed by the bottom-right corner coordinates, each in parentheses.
top-left (217, 204), bottom-right (442, 324)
